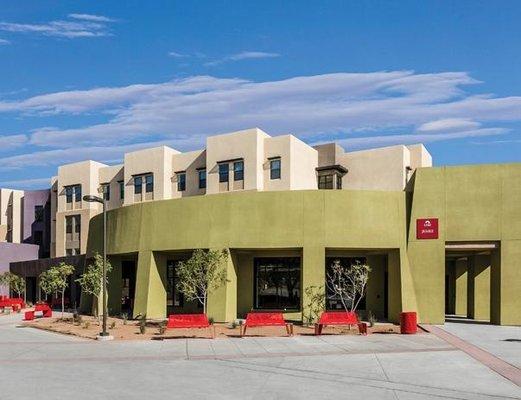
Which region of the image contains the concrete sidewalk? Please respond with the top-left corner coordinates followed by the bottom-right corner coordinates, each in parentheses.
top-left (1, 313), bottom-right (520, 400)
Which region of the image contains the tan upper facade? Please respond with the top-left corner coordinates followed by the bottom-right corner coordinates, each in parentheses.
top-left (3, 128), bottom-right (430, 257)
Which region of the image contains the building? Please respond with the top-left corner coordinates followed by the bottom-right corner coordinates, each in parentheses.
top-left (6, 128), bottom-right (520, 326)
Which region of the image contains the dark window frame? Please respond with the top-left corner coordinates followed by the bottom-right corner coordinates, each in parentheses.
top-left (101, 184), bottom-right (110, 201)
top-left (34, 205), bottom-right (44, 222)
top-left (74, 185), bottom-right (82, 203)
top-left (233, 160), bottom-right (244, 181)
top-left (253, 257), bottom-right (301, 311)
top-left (318, 174), bottom-right (334, 189)
top-left (198, 169), bottom-right (206, 189)
top-left (145, 174), bottom-right (154, 193)
top-left (177, 173), bottom-right (186, 192)
top-left (218, 163), bottom-right (229, 183)
top-left (270, 158), bottom-right (281, 180)
top-left (118, 181), bottom-right (124, 200)
top-left (65, 186), bottom-right (73, 203)
top-left (167, 260), bottom-right (184, 308)
top-left (134, 176), bottom-right (143, 194)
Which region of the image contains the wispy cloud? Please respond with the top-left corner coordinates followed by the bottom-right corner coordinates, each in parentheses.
top-left (205, 51), bottom-right (280, 66)
top-left (0, 134), bottom-right (28, 152)
top-left (0, 38), bottom-right (10, 45)
top-left (0, 14), bottom-right (116, 39)
top-left (168, 51), bottom-right (188, 58)
top-left (0, 177), bottom-right (51, 190)
top-left (1, 71), bottom-right (520, 170)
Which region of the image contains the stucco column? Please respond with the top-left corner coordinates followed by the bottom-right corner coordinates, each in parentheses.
top-left (491, 241), bottom-right (521, 325)
top-left (302, 246), bottom-right (325, 324)
top-left (455, 258), bottom-right (468, 316)
top-left (467, 255), bottom-right (490, 321)
top-left (133, 251), bottom-right (167, 319)
top-left (107, 257), bottom-right (122, 316)
top-left (207, 249), bottom-right (237, 323)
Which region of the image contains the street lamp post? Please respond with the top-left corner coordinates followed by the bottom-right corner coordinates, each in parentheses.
top-left (83, 194), bottom-right (111, 340)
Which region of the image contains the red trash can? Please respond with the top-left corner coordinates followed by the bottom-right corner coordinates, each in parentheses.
top-left (400, 311), bottom-right (417, 334)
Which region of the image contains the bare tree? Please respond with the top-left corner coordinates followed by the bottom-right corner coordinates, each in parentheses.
top-left (175, 249), bottom-right (228, 315)
top-left (326, 259), bottom-right (371, 313)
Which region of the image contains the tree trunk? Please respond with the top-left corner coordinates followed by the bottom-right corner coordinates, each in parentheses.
top-left (61, 289), bottom-right (65, 318)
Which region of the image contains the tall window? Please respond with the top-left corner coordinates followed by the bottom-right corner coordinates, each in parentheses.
top-left (145, 174), bottom-right (154, 193)
top-left (118, 181), bottom-right (125, 200)
top-left (65, 216), bottom-right (73, 234)
top-left (74, 185), bottom-right (82, 202)
top-left (219, 163), bottom-right (229, 183)
top-left (254, 257), bottom-right (301, 310)
top-left (65, 186), bottom-right (73, 203)
top-left (177, 173), bottom-right (186, 192)
top-left (234, 160), bottom-right (244, 181)
top-left (198, 169), bottom-right (206, 189)
top-left (336, 174), bottom-right (343, 190)
top-left (270, 158), bottom-right (281, 180)
top-left (101, 184), bottom-right (110, 201)
top-left (134, 176), bottom-right (143, 194)
top-left (318, 175), bottom-right (334, 189)
top-left (34, 205), bottom-right (44, 222)
top-left (167, 260), bottom-right (184, 307)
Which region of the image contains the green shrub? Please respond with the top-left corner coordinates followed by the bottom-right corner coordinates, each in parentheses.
top-left (158, 320), bottom-right (167, 335)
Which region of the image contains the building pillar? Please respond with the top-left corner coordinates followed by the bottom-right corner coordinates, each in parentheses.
top-left (207, 249), bottom-right (237, 323)
top-left (455, 258), bottom-right (468, 316)
top-left (491, 241), bottom-right (521, 325)
top-left (133, 251), bottom-right (167, 319)
top-left (302, 246), bottom-right (325, 324)
top-left (467, 255), bottom-right (490, 321)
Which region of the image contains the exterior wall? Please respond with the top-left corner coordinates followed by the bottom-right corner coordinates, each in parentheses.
top-left (454, 258), bottom-right (468, 316)
top-left (0, 188), bottom-right (24, 243)
top-left (407, 144), bottom-right (433, 170)
top-left (263, 135), bottom-right (293, 191)
top-left (171, 150), bottom-right (206, 198)
top-left (123, 146), bottom-right (178, 205)
top-left (206, 128), bottom-right (270, 194)
top-left (21, 189), bottom-right (51, 257)
top-left (289, 136), bottom-right (318, 190)
top-left (99, 165), bottom-right (124, 210)
top-left (0, 242), bottom-right (39, 295)
top-left (467, 254), bottom-right (491, 321)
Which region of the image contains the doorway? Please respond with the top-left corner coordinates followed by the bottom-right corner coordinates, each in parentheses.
top-left (121, 260), bottom-right (136, 316)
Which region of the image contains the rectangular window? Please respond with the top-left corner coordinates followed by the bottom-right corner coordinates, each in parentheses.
top-left (234, 160), bottom-right (244, 181)
top-left (101, 184), bottom-right (110, 201)
top-left (325, 257), bottom-right (367, 310)
top-left (65, 186), bottom-right (73, 203)
top-left (218, 163), bottom-right (229, 183)
top-left (74, 185), bottom-right (82, 203)
top-left (318, 175), bottom-right (334, 189)
top-left (134, 176), bottom-right (143, 194)
top-left (270, 159), bottom-right (281, 180)
top-left (177, 173), bottom-right (186, 192)
top-left (336, 174), bottom-right (342, 190)
top-left (167, 260), bottom-right (184, 307)
top-left (145, 174), bottom-right (154, 193)
top-left (118, 181), bottom-right (124, 200)
top-left (74, 215), bottom-right (81, 234)
top-left (34, 205), bottom-right (44, 222)
top-left (65, 216), bottom-right (73, 234)
top-left (33, 230), bottom-right (43, 246)
top-left (254, 257), bottom-right (301, 310)
top-left (198, 169), bottom-right (206, 189)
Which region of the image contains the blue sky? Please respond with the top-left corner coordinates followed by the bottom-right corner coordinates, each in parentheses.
top-left (1, 1), bottom-right (521, 189)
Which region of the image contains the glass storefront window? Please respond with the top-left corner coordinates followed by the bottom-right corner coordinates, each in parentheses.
top-left (254, 257), bottom-right (301, 310)
top-left (325, 257), bottom-right (367, 310)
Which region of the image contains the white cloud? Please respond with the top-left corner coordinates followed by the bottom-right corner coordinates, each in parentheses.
top-left (168, 51), bottom-right (188, 58)
top-left (0, 134), bottom-right (28, 152)
top-left (205, 51), bottom-right (280, 66)
top-left (418, 118), bottom-right (480, 132)
top-left (0, 14), bottom-right (115, 39)
top-left (68, 14), bottom-right (115, 23)
top-left (0, 38), bottom-right (10, 45)
top-left (0, 177), bottom-right (51, 190)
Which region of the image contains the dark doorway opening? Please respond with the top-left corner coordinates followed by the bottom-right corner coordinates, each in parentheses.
top-left (121, 261), bottom-right (136, 316)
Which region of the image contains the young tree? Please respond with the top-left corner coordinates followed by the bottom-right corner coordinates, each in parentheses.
top-left (175, 249), bottom-right (228, 315)
top-left (0, 272), bottom-right (26, 299)
top-left (326, 259), bottom-right (371, 313)
top-left (76, 253), bottom-right (112, 321)
top-left (39, 263), bottom-right (75, 317)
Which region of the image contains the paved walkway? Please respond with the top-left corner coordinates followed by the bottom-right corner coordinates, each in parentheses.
top-left (1, 314), bottom-right (520, 399)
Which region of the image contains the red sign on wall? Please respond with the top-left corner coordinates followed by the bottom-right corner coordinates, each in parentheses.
top-left (416, 218), bottom-right (439, 239)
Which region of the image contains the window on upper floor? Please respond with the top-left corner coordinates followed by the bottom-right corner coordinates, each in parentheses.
top-left (318, 174), bottom-right (334, 189)
top-left (337, 174), bottom-right (343, 190)
top-left (145, 174), bottom-right (154, 193)
top-left (74, 185), bottom-right (82, 202)
top-left (101, 184), bottom-right (110, 201)
top-left (34, 205), bottom-right (44, 222)
top-left (198, 169), bottom-right (206, 189)
top-left (134, 176), bottom-right (143, 194)
top-left (177, 172), bottom-right (186, 192)
top-left (118, 181), bottom-right (124, 200)
top-left (65, 185), bottom-right (81, 203)
top-left (270, 158), bottom-right (281, 180)
top-left (219, 163), bottom-right (229, 183)
top-left (234, 160), bottom-right (244, 181)
top-left (65, 186), bottom-right (73, 203)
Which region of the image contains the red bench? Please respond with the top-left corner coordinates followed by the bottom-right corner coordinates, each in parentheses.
top-left (241, 312), bottom-right (293, 337)
top-left (34, 303), bottom-right (52, 318)
top-left (167, 314), bottom-right (215, 338)
top-left (24, 310), bottom-right (35, 320)
top-left (0, 297), bottom-right (25, 311)
top-left (315, 311), bottom-right (365, 335)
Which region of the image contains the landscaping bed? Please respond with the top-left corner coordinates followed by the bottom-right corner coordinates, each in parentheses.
top-left (22, 314), bottom-right (401, 340)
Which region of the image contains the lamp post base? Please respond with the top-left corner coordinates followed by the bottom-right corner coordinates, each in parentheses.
top-left (96, 333), bottom-right (114, 341)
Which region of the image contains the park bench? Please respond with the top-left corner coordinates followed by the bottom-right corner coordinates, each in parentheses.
top-left (166, 313), bottom-right (215, 338)
top-left (314, 311), bottom-right (366, 335)
top-left (34, 303), bottom-right (52, 318)
top-left (24, 310), bottom-right (35, 320)
top-left (241, 312), bottom-right (293, 337)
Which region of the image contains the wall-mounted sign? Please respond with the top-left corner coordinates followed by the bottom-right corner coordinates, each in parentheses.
top-left (416, 218), bottom-right (439, 239)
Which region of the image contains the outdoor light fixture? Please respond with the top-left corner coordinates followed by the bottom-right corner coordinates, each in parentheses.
top-left (82, 194), bottom-right (112, 340)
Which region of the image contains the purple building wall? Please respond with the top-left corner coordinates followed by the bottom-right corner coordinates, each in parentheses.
top-left (22, 189), bottom-right (51, 258)
top-left (0, 242), bottom-right (39, 295)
